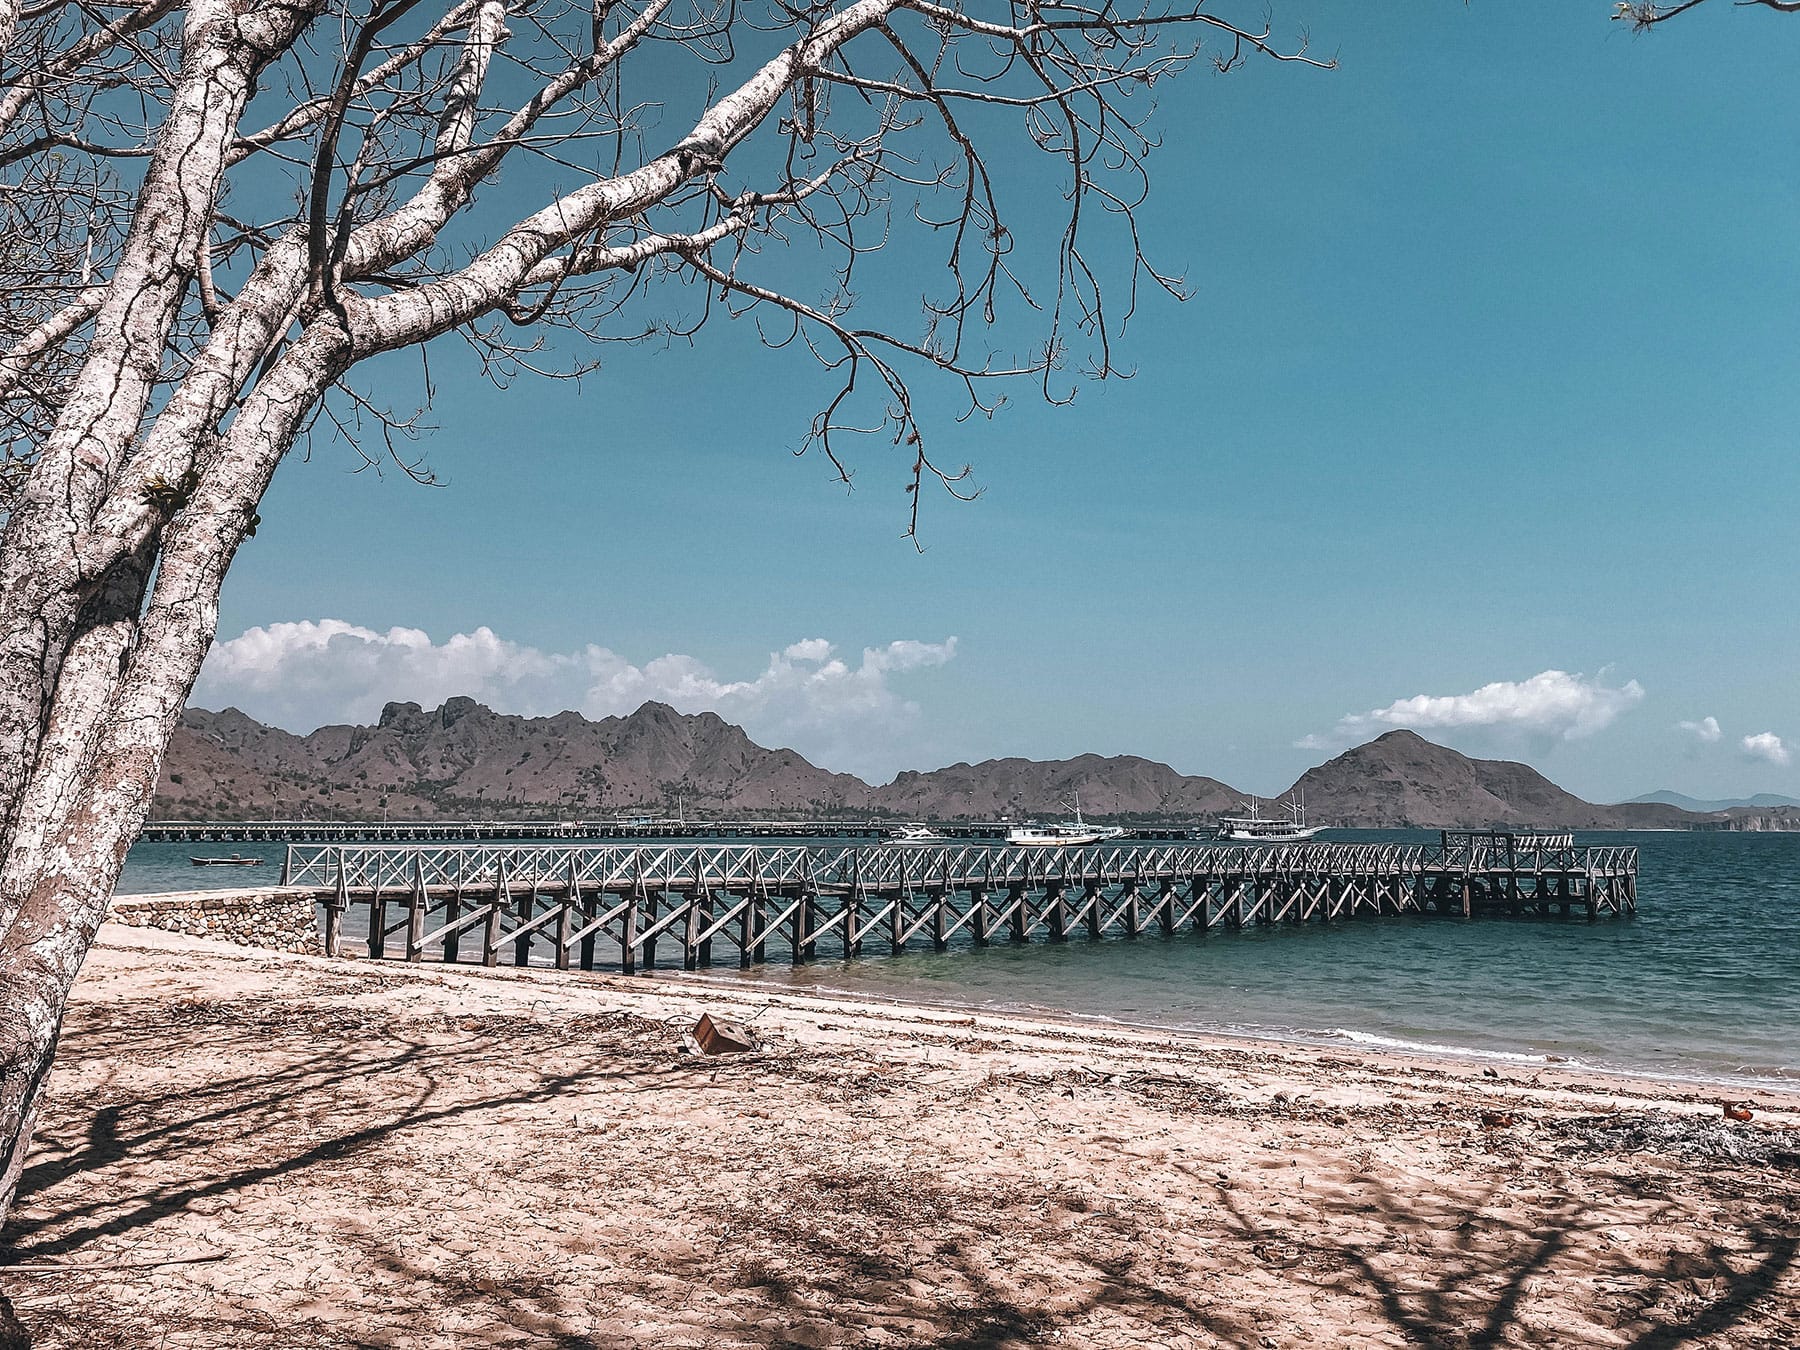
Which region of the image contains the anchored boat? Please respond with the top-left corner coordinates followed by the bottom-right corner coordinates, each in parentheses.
top-left (1006, 795), bottom-right (1125, 848)
top-left (190, 854), bottom-right (265, 867)
top-left (1217, 793), bottom-right (1320, 843)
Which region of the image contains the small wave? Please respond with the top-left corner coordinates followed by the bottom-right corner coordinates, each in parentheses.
top-left (1317, 1027), bottom-right (1552, 1065)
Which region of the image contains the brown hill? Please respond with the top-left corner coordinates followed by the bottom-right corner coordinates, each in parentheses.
top-left (162, 699), bottom-right (865, 818)
top-left (159, 701), bottom-right (1246, 821)
top-left (156, 701), bottom-right (1715, 830)
top-left (871, 754), bottom-right (1240, 820)
top-left (1285, 731), bottom-right (1699, 830)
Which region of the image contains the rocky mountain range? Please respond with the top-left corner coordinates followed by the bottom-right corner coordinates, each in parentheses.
top-left (155, 698), bottom-right (1735, 830)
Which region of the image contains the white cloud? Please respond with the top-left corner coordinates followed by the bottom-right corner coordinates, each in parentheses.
top-left (1297, 669), bottom-right (1645, 751)
top-left (1741, 732), bottom-right (1791, 767)
top-left (193, 621), bottom-right (958, 780)
top-left (1677, 715), bottom-right (1722, 743)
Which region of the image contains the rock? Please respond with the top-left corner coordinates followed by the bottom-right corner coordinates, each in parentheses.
top-left (109, 888), bottom-right (323, 954)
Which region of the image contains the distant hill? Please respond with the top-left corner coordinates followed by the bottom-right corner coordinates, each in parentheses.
top-left (156, 701), bottom-right (1720, 830)
top-left (1282, 731), bottom-right (1700, 831)
top-left (871, 754), bottom-right (1241, 820)
top-left (1628, 789), bottom-right (1800, 812)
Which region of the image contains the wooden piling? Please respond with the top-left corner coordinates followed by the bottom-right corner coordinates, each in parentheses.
top-left (406, 856), bottom-right (426, 962)
top-left (579, 891), bottom-right (598, 971)
top-left (1156, 881), bottom-right (1176, 938)
top-left (325, 867), bottom-right (346, 958)
top-left (444, 876), bottom-right (462, 963)
top-left (512, 882), bottom-right (535, 968)
top-left (484, 861), bottom-right (506, 968)
top-left (1045, 882), bottom-right (1067, 943)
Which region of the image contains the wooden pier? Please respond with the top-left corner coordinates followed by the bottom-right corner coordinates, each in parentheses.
top-left (281, 831), bottom-right (1638, 973)
top-left (142, 817), bottom-right (1198, 843)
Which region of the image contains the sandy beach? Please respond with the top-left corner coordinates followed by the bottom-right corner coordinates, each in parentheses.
top-left (3, 926), bottom-right (1797, 1349)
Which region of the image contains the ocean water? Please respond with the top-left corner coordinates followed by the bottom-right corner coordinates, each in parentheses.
top-left (115, 830), bottom-right (1800, 1088)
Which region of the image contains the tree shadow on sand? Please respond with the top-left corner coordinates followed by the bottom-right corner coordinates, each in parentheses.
top-left (3, 986), bottom-right (1796, 1349)
top-left (1192, 1159), bottom-right (1797, 1350)
top-left (317, 1134), bottom-right (1799, 1349)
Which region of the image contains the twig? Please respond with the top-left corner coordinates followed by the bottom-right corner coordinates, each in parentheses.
top-left (0, 1249), bottom-right (228, 1274)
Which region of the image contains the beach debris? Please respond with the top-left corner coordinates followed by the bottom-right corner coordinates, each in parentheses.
top-left (0, 1248), bottom-right (228, 1275)
top-left (1722, 1101), bottom-right (1755, 1122)
top-left (1544, 1112), bottom-right (1800, 1168)
top-left (689, 1012), bottom-right (757, 1056)
top-left (1479, 1111), bottom-right (1516, 1129)
top-left (1481, 1067), bottom-right (1501, 1079)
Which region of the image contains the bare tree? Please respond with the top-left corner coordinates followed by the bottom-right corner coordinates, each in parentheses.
top-left (1614, 0), bottom-right (1800, 28)
top-left (0, 0), bottom-right (1338, 1226)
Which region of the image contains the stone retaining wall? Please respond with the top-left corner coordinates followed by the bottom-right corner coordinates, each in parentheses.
top-left (110, 888), bottom-right (323, 954)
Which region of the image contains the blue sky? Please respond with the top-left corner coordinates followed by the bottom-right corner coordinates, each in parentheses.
top-left (198, 1), bottom-right (1800, 801)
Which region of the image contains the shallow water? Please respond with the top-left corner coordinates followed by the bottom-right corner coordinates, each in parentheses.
top-left (117, 829), bottom-right (1800, 1088)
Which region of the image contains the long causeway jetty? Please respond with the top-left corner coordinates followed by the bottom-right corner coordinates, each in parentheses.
top-left (280, 832), bottom-right (1638, 972)
top-left (142, 818), bottom-right (1196, 843)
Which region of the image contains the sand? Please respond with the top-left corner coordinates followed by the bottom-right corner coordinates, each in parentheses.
top-left (3, 926), bottom-right (1797, 1348)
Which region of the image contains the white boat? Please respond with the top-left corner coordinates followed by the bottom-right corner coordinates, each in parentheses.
top-left (1006, 795), bottom-right (1125, 848)
top-left (891, 822), bottom-right (946, 842)
top-left (1217, 793), bottom-right (1321, 843)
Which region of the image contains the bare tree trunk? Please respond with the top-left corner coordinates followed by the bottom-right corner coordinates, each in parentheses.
top-left (0, 321), bottom-right (345, 1223)
top-left (0, 0), bottom-right (319, 849)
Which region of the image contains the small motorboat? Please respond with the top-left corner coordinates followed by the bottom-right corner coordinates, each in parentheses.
top-left (190, 854), bottom-right (265, 867)
top-left (890, 822), bottom-right (947, 842)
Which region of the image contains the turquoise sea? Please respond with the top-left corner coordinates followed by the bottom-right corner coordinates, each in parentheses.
top-left (116, 830), bottom-right (1800, 1089)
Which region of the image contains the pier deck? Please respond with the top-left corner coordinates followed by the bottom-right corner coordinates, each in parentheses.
top-left (280, 831), bottom-right (1638, 972)
top-left (141, 818), bottom-right (1198, 843)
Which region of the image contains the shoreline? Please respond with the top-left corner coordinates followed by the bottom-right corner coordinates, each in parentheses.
top-left (91, 921), bottom-right (1800, 1118)
top-left (675, 963), bottom-right (1800, 1101)
top-left (8, 925), bottom-right (1798, 1347)
top-left (110, 829), bottom-right (1800, 1105)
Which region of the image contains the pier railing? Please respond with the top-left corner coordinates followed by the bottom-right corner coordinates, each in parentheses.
top-left (279, 837), bottom-right (1638, 974)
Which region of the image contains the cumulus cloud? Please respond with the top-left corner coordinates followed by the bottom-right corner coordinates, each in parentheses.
top-left (1677, 715), bottom-right (1722, 743)
top-left (1741, 732), bottom-right (1791, 767)
top-left (193, 621), bottom-right (958, 779)
top-left (1297, 669), bottom-right (1645, 751)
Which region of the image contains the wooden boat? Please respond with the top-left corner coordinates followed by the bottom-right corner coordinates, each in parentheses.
top-left (1005, 794), bottom-right (1125, 848)
top-left (190, 854), bottom-right (265, 866)
top-left (1217, 794), bottom-right (1321, 843)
